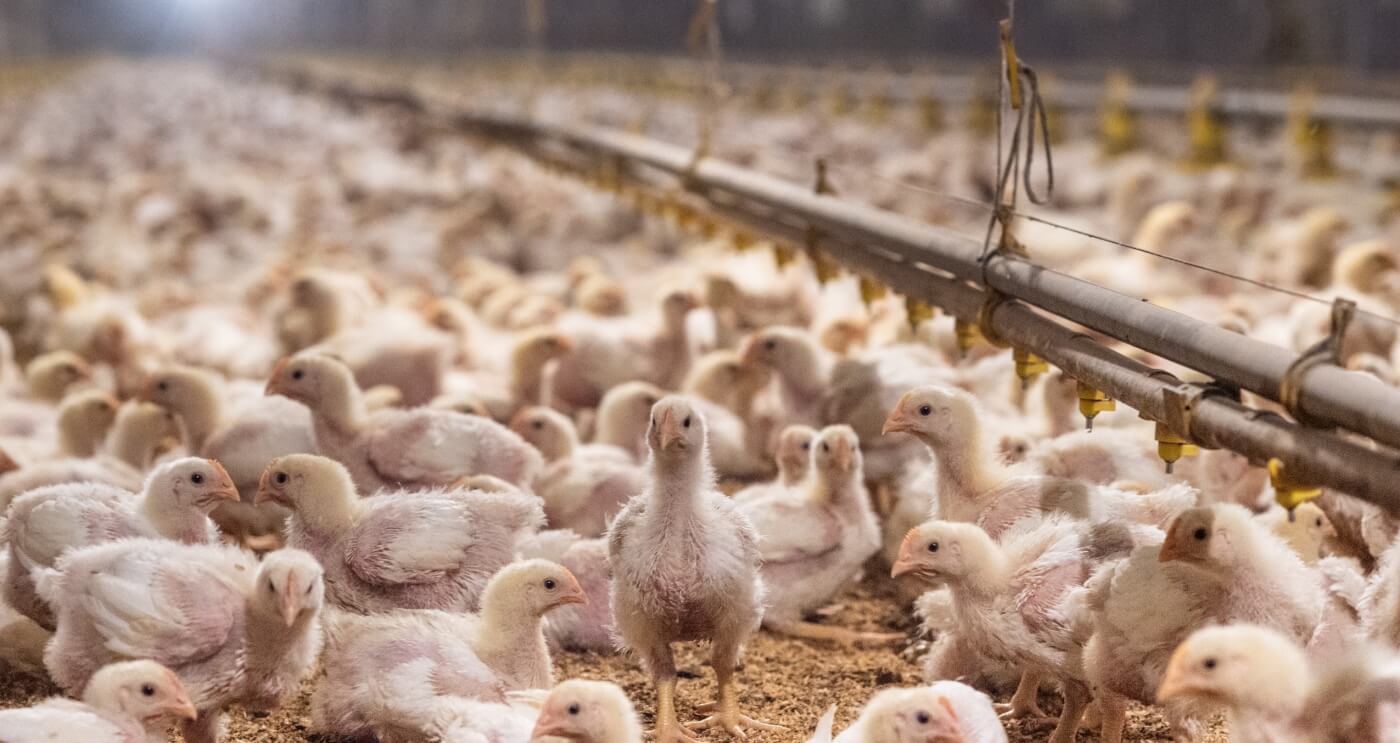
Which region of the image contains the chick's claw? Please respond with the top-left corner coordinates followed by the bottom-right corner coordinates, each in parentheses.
top-left (688, 706), bottom-right (785, 740)
top-left (649, 721), bottom-right (706, 743)
top-left (994, 699), bottom-right (1051, 721)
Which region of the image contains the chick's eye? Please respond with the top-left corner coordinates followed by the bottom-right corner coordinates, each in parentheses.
top-left (927, 542), bottom-right (939, 553)
top-left (568, 703), bottom-right (580, 715)
top-left (157, 381), bottom-right (169, 391)
top-left (291, 369), bottom-right (304, 380)
top-left (543, 579), bottom-right (556, 590)
top-left (801, 442), bottom-right (810, 451)
top-left (763, 339), bottom-right (776, 351)
top-left (191, 472), bottom-right (204, 484)
top-left (916, 710), bottom-right (931, 725)
top-left (1203, 657), bottom-right (1217, 670)
top-left (918, 404), bottom-right (932, 416)
top-left (268, 581), bottom-right (276, 593)
top-left (1193, 528), bottom-right (1208, 541)
top-left (682, 416), bottom-right (691, 428)
top-left (141, 684), bottom-right (155, 697)
top-left (821, 442), bottom-right (829, 452)
top-left (275, 472), bottom-right (288, 484)
top-left (1316, 518), bottom-right (1324, 527)
top-left (532, 420), bottom-right (544, 430)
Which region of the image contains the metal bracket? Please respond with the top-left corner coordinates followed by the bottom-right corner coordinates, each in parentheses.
top-left (1162, 384), bottom-right (1205, 443)
top-left (975, 291), bottom-right (1013, 349)
top-left (1279, 297), bottom-right (1355, 427)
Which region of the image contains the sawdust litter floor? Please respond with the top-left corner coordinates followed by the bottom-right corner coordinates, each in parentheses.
top-left (0, 575), bottom-right (1226, 742)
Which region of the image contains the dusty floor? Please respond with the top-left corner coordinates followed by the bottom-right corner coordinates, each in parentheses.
top-left (0, 575), bottom-right (1225, 742)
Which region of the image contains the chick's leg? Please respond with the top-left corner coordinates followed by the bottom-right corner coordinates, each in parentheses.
top-left (1096, 691), bottom-right (1128, 743)
top-left (645, 646), bottom-right (702, 743)
top-left (995, 669), bottom-right (1050, 719)
top-left (1047, 680), bottom-right (1090, 743)
top-left (690, 637), bottom-right (784, 740)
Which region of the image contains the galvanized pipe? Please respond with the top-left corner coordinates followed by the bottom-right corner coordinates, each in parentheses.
top-left (270, 64), bottom-right (1400, 509)
top-left (456, 113), bottom-right (1400, 453)
top-left (818, 243), bottom-right (1400, 509)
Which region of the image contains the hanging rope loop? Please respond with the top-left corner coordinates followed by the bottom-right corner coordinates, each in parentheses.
top-left (978, 7), bottom-right (1055, 288)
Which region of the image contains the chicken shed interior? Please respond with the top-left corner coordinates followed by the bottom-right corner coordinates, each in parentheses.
top-left (2, 2), bottom-right (1400, 742)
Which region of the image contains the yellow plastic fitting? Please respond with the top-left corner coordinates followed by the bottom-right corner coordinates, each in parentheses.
top-left (954, 319), bottom-right (980, 358)
top-left (1154, 422), bottom-right (1199, 474)
top-left (1268, 457), bottom-right (1322, 512)
top-left (1076, 382), bottom-right (1116, 431)
top-left (1013, 348), bottom-right (1049, 389)
top-left (905, 297), bottom-right (935, 332)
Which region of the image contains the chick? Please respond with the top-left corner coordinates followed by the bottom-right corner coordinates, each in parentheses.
top-left (884, 385), bottom-right (1196, 536)
top-left (531, 679), bottom-right (643, 742)
top-left (1157, 624), bottom-right (1310, 743)
top-left (1160, 504), bottom-right (1325, 646)
top-left (509, 406), bottom-right (643, 537)
top-left (311, 559), bottom-right (585, 740)
top-left (25, 350), bottom-right (93, 402)
top-left (1081, 539), bottom-right (1225, 743)
top-left (740, 425), bottom-right (897, 644)
top-left (509, 327), bottom-right (574, 406)
top-left (808, 682), bottom-right (1007, 743)
top-left (683, 349), bottom-right (772, 419)
top-left (739, 326), bottom-right (831, 431)
top-left (105, 400), bottom-right (182, 471)
top-left (1257, 501), bottom-right (1335, 564)
top-left (0, 659), bottom-right (196, 743)
top-left (0, 552), bottom-right (48, 677)
top-left (1360, 538), bottom-right (1400, 649)
top-left (608, 396), bottom-right (779, 742)
top-left (144, 365), bottom-right (315, 545)
top-left (42, 542), bottom-right (324, 743)
top-left (4, 456), bottom-right (238, 629)
top-left (593, 380), bottom-right (663, 461)
top-left (892, 517), bottom-right (1141, 741)
top-left (256, 453), bottom-right (544, 613)
top-left (548, 288), bottom-right (700, 412)
top-left (731, 424), bottom-right (817, 505)
top-left (266, 353), bottom-right (543, 492)
top-left (54, 388), bottom-right (119, 458)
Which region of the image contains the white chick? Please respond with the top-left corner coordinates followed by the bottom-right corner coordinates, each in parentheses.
top-left (893, 517), bottom-right (1143, 741)
top-left (607, 396), bottom-right (778, 743)
top-left (807, 682), bottom-right (1007, 743)
top-left (530, 679), bottom-right (644, 743)
top-left (740, 425), bottom-right (896, 644)
top-left (0, 659), bottom-right (196, 743)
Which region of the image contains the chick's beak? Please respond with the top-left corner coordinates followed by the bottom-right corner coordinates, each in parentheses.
top-left (737, 337), bottom-right (763, 368)
top-left (208, 461), bottom-right (241, 504)
top-left (890, 530), bottom-right (922, 578)
top-left (166, 693), bottom-right (198, 722)
top-left (552, 571), bottom-right (588, 608)
top-left (882, 405), bottom-right (914, 436)
top-left (265, 357), bottom-right (290, 396)
top-left (254, 468), bottom-right (281, 506)
top-left (830, 438), bottom-right (853, 472)
top-left (928, 697), bottom-right (966, 743)
top-left (1156, 645), bottom-right (1202, 703)
top-left (658, 409), bottom-right (684, 450)
top-left (1158, 522), bottom-right (1186, 562)
top-left (530, 709), bottom-right (579, 741)
top-left (279, 579), bottom-right (303, 627)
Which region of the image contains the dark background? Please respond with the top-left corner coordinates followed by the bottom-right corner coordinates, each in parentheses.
top-left (2, 1), bottom-right (1396, 78)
